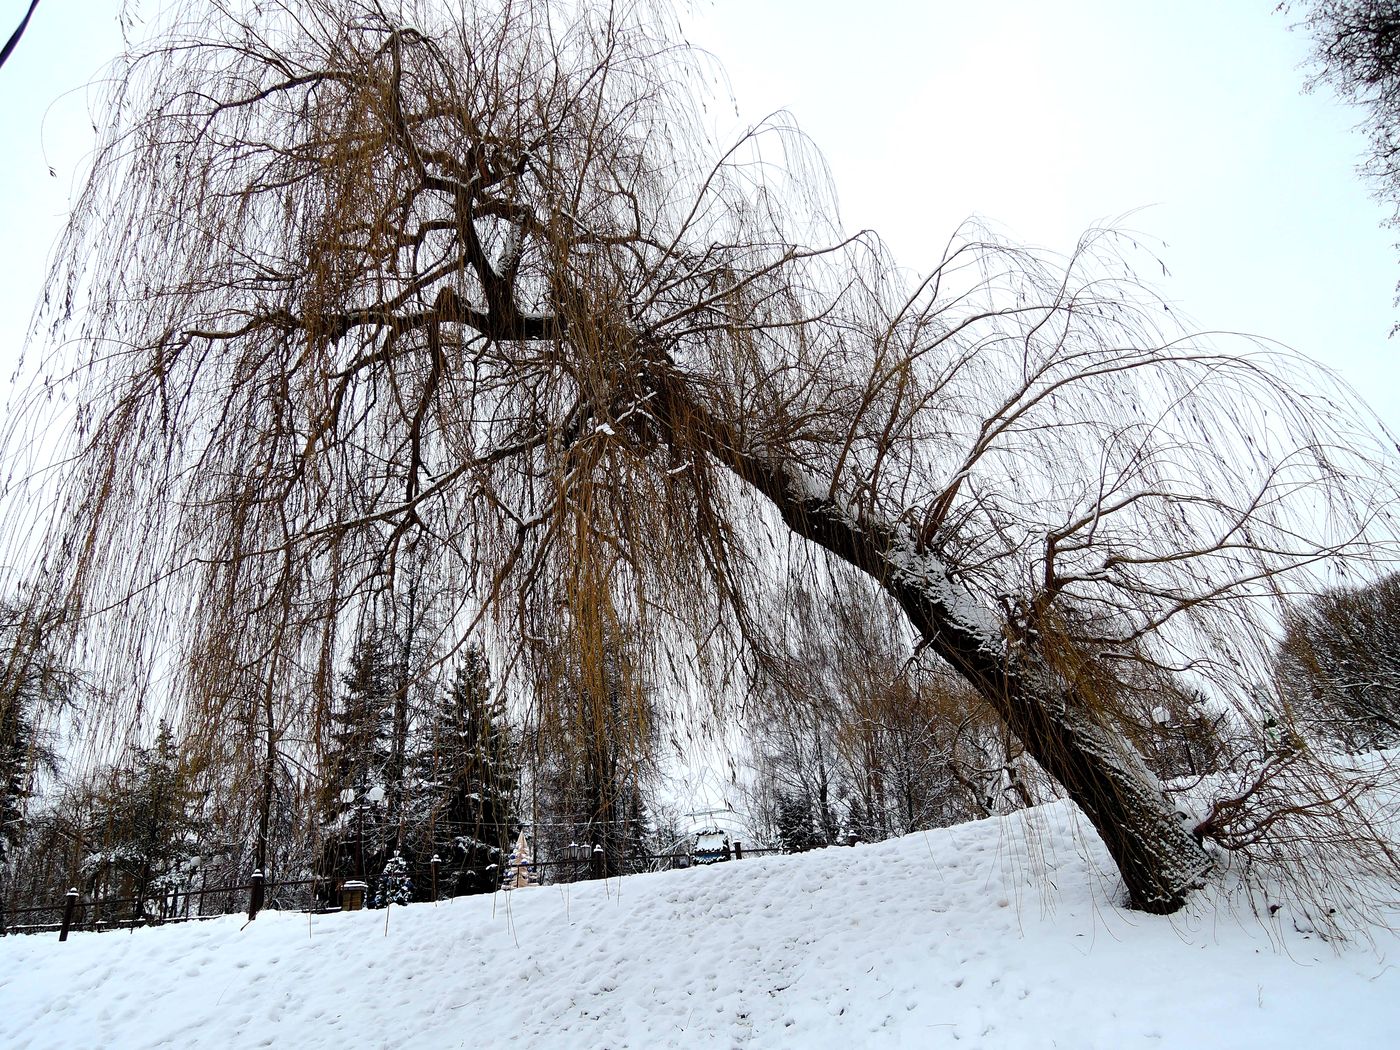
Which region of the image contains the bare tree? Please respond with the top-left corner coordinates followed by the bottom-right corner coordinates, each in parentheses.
top-left (1283, 0), bottom-right (1400, 314)
top-left (748, 579), bottom-right (1026, 842)
top-left (1276, 572), bottom-right (1400, 748)
top-left (10, 0), bottom-right (1400, 916)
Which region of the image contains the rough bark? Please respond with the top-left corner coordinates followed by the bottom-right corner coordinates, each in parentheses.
top-left (648, 366), bottom-right (1211, 913)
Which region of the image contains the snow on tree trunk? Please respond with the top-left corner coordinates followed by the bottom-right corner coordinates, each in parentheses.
top-left (650, 369), bottom-right (1211, 913)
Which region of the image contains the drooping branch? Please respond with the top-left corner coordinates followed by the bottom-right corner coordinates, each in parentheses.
top-left (641, 357), bottom-right (1211, 911)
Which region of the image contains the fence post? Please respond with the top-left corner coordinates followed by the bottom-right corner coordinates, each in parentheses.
top-left (247, 869), bottom-right (265, 921)
top-left (590, 844), bottom-right (604, 880)
top-left (733, 841), bottom-right (743, 861)
top-left (341, 880), bottom-right (367, 911)
top-left (430, 854), bottom-right (440, 901)
top-left (58, 888), bottom-right (79, 942)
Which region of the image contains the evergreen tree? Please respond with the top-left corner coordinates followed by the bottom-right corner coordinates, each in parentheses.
top-left (774, 791), bottom-right (825, 854)
top-left (0, 602), bottom-right (68, 877)
top-left (85, 722), bottom-right (203, 920)
top-left (533, 643), bottom-right (659, 881)
top-left (317, 631), bottom-right (402, 888)
top-left (407, 649), bottom-right (520, 897)
top-left (843, 795), bottom-right (878, 846)
top-left (373, 851), bottom-right (413, 907)
top-left (0, 696), bottom-right (35, 874)
top-left (621, 783), bottom-right (652, 875)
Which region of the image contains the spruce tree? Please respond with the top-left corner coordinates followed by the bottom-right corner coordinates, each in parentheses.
top-left (621, 784), bottom-right (652, 875)
top-left (85, 722), bottom-right (202, 920)
top-left (775, 791), bottom-right (825, 854)
top-left (373, 851), bottom-right (413, 907)
top-left (317, 631), bottom-right (401, 889)
top-left (0, 602), bottom-right (68, 878)
top-left (534, 645), bottom-right (659, 880)
top-left (0, 699), bottom-right (33, 874)
top-left (408, 649), bottom-right (520, 897)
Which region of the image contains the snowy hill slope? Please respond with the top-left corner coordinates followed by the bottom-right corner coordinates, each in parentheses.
top-left (2, 800), bottom-right (1397, 1049)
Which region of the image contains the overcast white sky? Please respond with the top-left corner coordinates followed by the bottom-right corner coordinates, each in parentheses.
top-left (683, 1), bottom-right (1399, 429)
top-left (1, 0), bottom-right (1396, 436)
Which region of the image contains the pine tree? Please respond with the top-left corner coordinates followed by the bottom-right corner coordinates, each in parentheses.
top-left (775, 791), bottom-right (825, 854)
top-left (0, 695), bottom-right (35, 874)
top-left (85, 722), bottom-right (202, 920)
top-left (0, 602), bottom-right (67, 877)
top-left (373, 851), bottom-right (413, 907)
top-left (407, 649), bottom-right (520, 897)
top-left (621, 784), bottom-right (652, 875)
top-left (317, 631), bottom-right (402, 888)
top-left (533, 644), bottom-right (659, 880)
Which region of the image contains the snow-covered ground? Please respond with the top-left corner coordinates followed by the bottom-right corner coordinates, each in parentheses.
top-left (3, 800), bottom-right (1396, 1049)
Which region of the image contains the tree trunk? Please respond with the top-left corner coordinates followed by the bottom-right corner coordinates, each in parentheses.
top-left (253, 689), bottom-right (276, 900)
top-left (650, 370), bottom-right (1210, 912)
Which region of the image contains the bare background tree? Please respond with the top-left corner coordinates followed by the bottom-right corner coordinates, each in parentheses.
top-left (1283, 0), bottom-right (1400, 318)
top-left (1276, 572), bottom-right (1400, 748)
top-left (744, 579), bottom-right (1041, 850)
top-left (5, 0), bottom-right (1399, 919)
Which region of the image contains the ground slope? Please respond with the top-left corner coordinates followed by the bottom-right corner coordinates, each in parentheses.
top-left (2, 801), bottom-right (1396, 1049)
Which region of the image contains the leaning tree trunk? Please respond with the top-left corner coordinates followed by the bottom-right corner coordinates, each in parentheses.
top-left (650, 368), bottom-right (1211, 913)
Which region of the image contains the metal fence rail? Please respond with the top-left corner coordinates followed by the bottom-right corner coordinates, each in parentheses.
top-left (0, 845), bottom-right (789, 940)
top-left (0, 877), bottom-right (328, 939)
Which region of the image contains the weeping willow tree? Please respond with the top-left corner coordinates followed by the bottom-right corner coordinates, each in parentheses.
top-left (8, 0), bottom-right (1400, 915)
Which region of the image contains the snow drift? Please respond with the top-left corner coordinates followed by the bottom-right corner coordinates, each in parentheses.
top-left (2, 798), bottom-right (1397, 1049)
